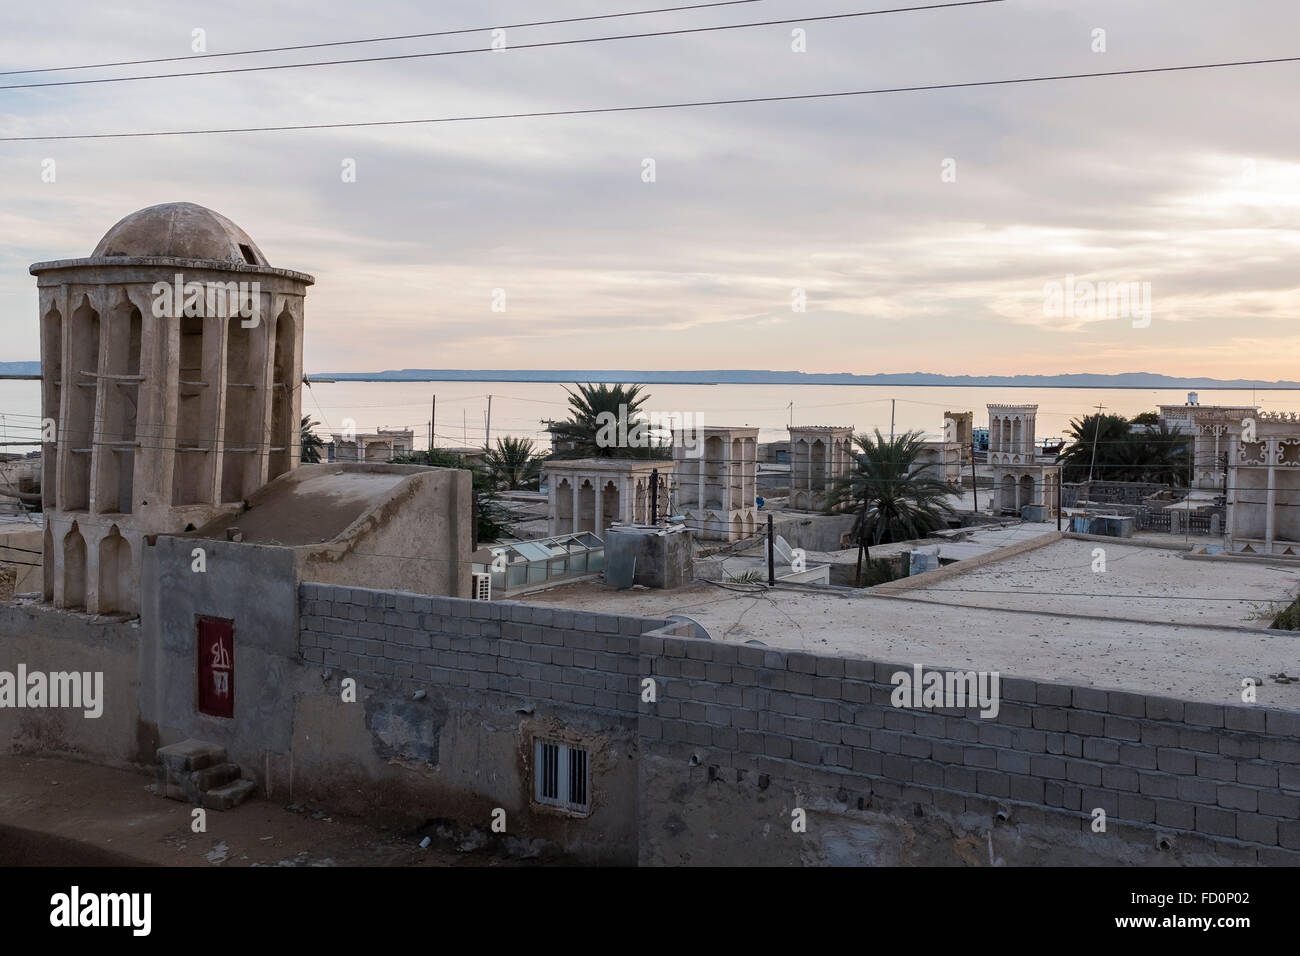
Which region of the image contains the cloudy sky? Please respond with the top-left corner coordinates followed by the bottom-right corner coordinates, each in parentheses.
top-left (1, 0), bottom-right (1297, 378)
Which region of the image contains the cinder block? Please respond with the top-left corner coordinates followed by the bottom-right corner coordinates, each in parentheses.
top-left (1118, 744), bottom-right (1157, 770)
top-left (1197, 755), bottom-right (1237, 781)
top-left (814, 657), bottom-right (844, 678)
top-left (1031, 708), bottom-right (1068, 732)
top-left (1072, 686), bottom-right (1108, 712)
top-left (842, 658), bottom-right (874, 680)
top-left (1153, 798), bottom-right (1195, 830)
top-left (1137, 771), bottom-right (1178, 798)
top-left (787, 653), bottom-right (817, 674)
top-left (1259, 791), bottom-right (1300, 817)
top-left (1116, 794), bottom-right (1156, 824)
top-left (1144, 697), bottom-right (1184, 722)
top-left (1279, 820), bottom-right (1300, 851)
top-left (1195, 805), bottom-right (1237, 838)
top-left (1237, 762), bottom-right (1278, 788)
top-left (1066, 710), bottom-right (1105, 736)
top-left (1008, 774), bottom-right (1044, 803)
top-left (945, 766), bottom-right (977, 792)
top-left (1156, 748), bottom-right (1196, 775)
top-left (1107, 691), bottom-right (1146, 718)
top-left (1218, 785), bottom-right (1258, 812)
top-left (1223, 705), bottom-right (1266, 732)
top-left (1036, 683), bottom-right (1072, 706)
top-left (977, 724), bottom-right (1013, 748)
top-left (1030, 755), bottom-right (1066, 778)
top-left (1082, 738), bottom-right (1120, 763)
top-left (1000, 677), bottom-right (1037, 703)
top-left (962, 747), bottom-right (997, 769)
top-left (1184, 702), bottom-right (1225, 728)
top-left (1178, 727), bottom-right (1221, 754)
top-left (1103, 716), bottom-right (1142, 741)
top-left (1065, 760), bottom-right (1102, 786)
top-left (1218, 736), bottom-right (1260, 760)
top-left (1266, 710), bottom-right (1300, 737)
top-left (1236, 815), bottom-right (1278, 846)
top-left (1101, 766), bottom-right (1139, 792)
top-left (976, 770), bottom-right (1010, 798)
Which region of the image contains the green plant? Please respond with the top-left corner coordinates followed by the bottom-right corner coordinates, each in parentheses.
top-left (825, 429), bottom-right (960, 583)
top-left (300, 416), bottom-right (324, 463)
top-left (483, 436), bottom-right (544, 490)
top-left (546, 382), bottom-right (669, 459)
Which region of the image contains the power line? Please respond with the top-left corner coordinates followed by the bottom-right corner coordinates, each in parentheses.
top-left (7, 52), bottom-right (1298, 143)
top-left (0, 1), bottom-right (1005, 92)
top-left (0, 1), bottom-right (776, 77)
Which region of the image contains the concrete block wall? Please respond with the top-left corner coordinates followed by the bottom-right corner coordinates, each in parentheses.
top-left (638, 638), bottom-right (1300, 865)
top-left (293, 584), bottom-right (1299, 865)
top-left (299, 584), bottom-right (690, 714)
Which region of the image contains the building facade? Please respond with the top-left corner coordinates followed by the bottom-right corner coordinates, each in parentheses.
top-left (329, 428), bottom-right (414, 462)
top-left (672, 426), bottom-right (758, 541)
top-left (787, 425), bottom-right (853, 511)
top-left (987, 404), bottom-right (1060, 516)
top-left (545, 459), bottom-right (675, 537)
top-left (31, 202), bottom-right (313, 614)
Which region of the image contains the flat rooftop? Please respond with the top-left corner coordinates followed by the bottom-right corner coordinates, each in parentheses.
top-left (521, 536), bottom-right (1300, 708)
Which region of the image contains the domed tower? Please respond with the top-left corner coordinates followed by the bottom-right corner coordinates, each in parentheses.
top-left (30, 202), bottom-right (314, 614)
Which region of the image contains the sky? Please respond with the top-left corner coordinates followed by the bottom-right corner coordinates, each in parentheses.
top-left (1, 0), bottom-right (1298, 378)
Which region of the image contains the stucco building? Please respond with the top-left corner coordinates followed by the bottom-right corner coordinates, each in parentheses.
top-left (987, 404), bottom-right (1060, 516)
top-left (31, 202), bottom-right (313, 615)
top-left (329, 428), bottom-right (414, 462)
top-left (545, 459), bottom-right (675, 537)
top-left (786, 425), bottom-right (853, 511)
top-left (673, 426), bottom-right (758, 541)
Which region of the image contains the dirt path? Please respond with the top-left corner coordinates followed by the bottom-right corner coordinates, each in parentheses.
top-left (0, 755), bottom-right (532, 867)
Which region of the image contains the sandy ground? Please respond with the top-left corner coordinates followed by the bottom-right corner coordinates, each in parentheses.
top-left (522, 539), bottom-right (1300, 707)
top-left (0, 756), bottom-right (546, 867)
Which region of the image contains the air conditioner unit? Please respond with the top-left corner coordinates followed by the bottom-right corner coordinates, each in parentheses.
top-left (472, 572), bottom-right (492, 601)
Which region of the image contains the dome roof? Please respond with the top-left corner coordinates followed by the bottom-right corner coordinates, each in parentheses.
top-left (91, 202), bottom-right (268, 266)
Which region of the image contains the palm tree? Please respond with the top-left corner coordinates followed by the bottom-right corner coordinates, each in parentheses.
top-left (825, 429), bottom-right (961, 585)
top-left (483, 436), bottom-right (544, 490)
top-left (1058, 413), bottom-right (1189, 485)
top-left (300, 416), bottom-right (324, 463)
top-left (546, 382), bottom-right (668, 459)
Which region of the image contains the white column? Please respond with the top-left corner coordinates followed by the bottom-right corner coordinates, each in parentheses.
top-left (1266, 464), bottom-right (1276, 553)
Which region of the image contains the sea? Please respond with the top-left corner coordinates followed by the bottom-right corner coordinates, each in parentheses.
top-left (1, 380), bottom-right (1297, 454)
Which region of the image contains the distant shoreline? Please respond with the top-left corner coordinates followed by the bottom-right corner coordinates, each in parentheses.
top-left (3, 363), bottom-right (1298, 390)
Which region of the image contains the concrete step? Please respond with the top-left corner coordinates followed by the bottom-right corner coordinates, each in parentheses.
top-left (184, 762), bottom-right (242, 803)
top-left (156, 739), bottom-right (227, 773)
top-left (202, 778), bottom-right (256, 811)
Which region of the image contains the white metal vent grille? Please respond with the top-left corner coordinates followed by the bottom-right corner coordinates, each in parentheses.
top-left (472, 572), bottom-right (491, 600)
top-left (534, 738), bottom-right (590, 813)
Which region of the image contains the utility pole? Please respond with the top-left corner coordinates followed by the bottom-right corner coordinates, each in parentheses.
top-left (1086, 403), bottom-right (1105, 486)
top-left (485, 394), bottom-right (492, 450)
top-left (430, 394), bottom-right (436, 453)
top-left (650, 469), bottom-right (659, 525)
top-left (889, 399), bottom-right (896, 443)
top-left (969, 442), bottom-right (978, 512)
top-left (788, 402), bottom-right (793, 428)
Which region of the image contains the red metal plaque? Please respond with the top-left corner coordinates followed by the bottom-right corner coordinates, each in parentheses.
top-left (197, 616), bottom-right (234, 718)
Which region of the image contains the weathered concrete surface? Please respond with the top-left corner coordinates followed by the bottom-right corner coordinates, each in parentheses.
top-left (194, 462), bottom-right (472, 599)
top-left (0, 602), bottom-right (141, 765)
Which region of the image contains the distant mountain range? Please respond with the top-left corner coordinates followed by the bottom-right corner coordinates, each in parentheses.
top-left (309, 368), bottom-right (1300, 389)
top-left (3, 362), bottom-right (1297, 388)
